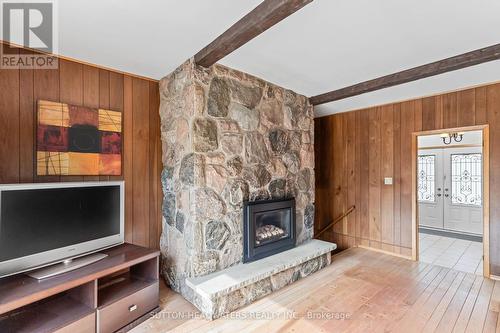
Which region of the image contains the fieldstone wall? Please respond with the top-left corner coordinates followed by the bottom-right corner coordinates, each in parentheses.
top-left (159, 59), bottom-right (315, 296)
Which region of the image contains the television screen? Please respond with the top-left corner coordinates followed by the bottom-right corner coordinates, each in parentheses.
top-left (0, 182), bottom-right (123, 277)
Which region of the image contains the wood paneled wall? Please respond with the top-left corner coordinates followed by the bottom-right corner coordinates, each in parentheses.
top-left (314, 83), bottom-right (500, 274)
top-left (0, 50), bottom-right (161, 249)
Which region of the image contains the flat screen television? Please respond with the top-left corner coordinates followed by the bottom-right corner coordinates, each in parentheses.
top-left (0, 181), bottom-right (124, 278)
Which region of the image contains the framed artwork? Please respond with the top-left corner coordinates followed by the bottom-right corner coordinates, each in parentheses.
top-left (37, 100), bottom-right (122, 176)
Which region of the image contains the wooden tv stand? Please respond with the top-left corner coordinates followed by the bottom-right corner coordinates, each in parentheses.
top-left (0, 244), bottom-right (160, 333)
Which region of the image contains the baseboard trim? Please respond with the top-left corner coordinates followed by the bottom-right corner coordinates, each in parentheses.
top-left (357, 245), bottom-right (413, 260)
top-left (419, 227), bottom-right (482, 242)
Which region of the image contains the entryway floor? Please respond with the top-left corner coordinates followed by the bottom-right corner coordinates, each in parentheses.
top-left (419, 232), bottom-right (483, 275)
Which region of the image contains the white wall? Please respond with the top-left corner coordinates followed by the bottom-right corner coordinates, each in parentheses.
top-left (418, 130), bottom-right (482, 148)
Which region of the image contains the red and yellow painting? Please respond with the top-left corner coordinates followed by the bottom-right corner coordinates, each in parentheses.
top-left (37, 100), bottom-right (122, 175)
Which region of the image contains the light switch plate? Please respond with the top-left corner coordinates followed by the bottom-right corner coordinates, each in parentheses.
top-left (384, 177), bottom-right (393, 185)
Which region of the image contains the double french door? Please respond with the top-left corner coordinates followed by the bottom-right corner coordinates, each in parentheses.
top-left (418, 147), bottom-right (483, 235)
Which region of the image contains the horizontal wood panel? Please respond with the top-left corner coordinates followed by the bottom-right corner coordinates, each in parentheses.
top-left (315, 83), bottom-right (500, 275)
top-left (0, 49), bottom-right (161, 249)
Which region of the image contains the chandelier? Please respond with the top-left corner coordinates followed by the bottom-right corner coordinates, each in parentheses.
top-left (440, 132), bottom-right (464, 145)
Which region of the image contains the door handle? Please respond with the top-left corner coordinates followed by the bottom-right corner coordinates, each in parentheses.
top-left (436, 193), bottom-right (442, 197)
top-left (444, 194), bottom-right (449, 197)
top-left (437, 188), bottom-right (442, 191)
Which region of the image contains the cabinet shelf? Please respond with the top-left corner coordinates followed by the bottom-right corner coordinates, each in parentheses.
top-left (0, 293), bottom-right (93, 333)
top-left (98, 272), bottom-right (156, 308)
top-left (0, 244), bottom-right (160, 333)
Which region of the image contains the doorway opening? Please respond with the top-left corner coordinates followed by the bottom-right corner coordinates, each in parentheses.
top-left (412, 125), bottom-right (489, 277)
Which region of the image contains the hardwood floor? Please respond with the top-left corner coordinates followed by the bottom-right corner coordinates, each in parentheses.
top-left (132, 248), bottom-right (500, 333)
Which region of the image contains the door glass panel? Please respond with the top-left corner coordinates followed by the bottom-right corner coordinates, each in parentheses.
top-left (418, 155), bottom-right (435, 202)
top-left (451, 153), bottom-right (482, 206)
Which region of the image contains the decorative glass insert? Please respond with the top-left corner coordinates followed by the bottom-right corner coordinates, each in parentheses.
top-left (418, 155), bottom-right (435, 202)
top-left (451, 153), bottom-right (482, 206)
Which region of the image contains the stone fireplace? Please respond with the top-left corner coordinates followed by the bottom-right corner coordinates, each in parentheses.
top-left (159, 59), bottom-right (333, 319)
top-left (243, 198), bottom-right (296, 263)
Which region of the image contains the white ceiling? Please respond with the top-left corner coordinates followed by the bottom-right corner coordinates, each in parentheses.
top-left (221, 0), bottom-right (500, 115)
top-left (38, 1), bottom-right (500, 116)
top-left (57, 0), bottom-right (261, 79)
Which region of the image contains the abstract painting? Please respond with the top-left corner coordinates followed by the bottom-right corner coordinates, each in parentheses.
top-left (37, 100), bottom-right (122, 175)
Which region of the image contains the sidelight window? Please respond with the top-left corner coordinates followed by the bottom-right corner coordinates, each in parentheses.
top-left (450, 153), bottom-right (482, 206)
top-left (418, 155), bottom-right (436, 203)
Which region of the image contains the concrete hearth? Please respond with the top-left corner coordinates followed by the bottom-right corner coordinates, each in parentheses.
top-left (186, 239), bottom-right (336, 319)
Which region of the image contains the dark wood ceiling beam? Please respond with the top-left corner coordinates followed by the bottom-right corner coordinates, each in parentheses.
top-left (310, 43), bottom-right (500, 105)
top-left (194, 0), bottom-right (313, 67)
